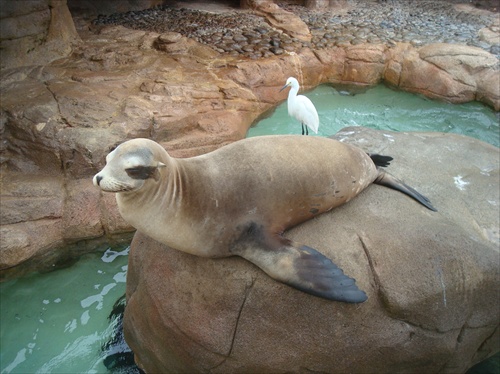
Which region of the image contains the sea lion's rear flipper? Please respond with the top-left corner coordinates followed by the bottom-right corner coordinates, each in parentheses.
top-left (368, 153), bottom-right (393, 167)
top-left (233, 236), bottom-right (368, 303)
top-left (375, 169), bottom-right (437, 212)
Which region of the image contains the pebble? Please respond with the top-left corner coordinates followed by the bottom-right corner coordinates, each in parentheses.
top-left (92, 1), bottom-right (500, 60)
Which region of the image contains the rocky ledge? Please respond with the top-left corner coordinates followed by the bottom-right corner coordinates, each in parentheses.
top-left (124, 127), bottom-right (499, 374)
top-left (0, 0), bottom-right (499, 279)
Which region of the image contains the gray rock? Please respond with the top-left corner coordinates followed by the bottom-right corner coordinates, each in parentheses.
top-left (124, 127), bottom-right (500, 374)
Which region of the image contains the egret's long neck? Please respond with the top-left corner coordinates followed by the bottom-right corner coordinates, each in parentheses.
top-left (288, 85), bottom-right (299, 100)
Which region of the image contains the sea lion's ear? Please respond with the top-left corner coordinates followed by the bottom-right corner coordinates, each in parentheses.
top-left (153, 162), bottom-right (166, 181)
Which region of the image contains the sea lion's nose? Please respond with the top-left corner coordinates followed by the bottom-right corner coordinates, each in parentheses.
top-left (94, 175), bottom-right (103, 186)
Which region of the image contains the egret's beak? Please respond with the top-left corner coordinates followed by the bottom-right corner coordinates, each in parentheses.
top-left (279, 83), bottom-right (290, 92)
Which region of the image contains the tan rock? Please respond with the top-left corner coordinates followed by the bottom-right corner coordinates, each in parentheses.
top-left (479, 26), bottom-right (500, 46)
top-left (344, 45), bottom-right (386, 85)
top-left (476, 68), bottom-right (500, 110)
top-left (99, 192), bottom-right (133, 235)
top-left (0, 226), bottom-right (30, 268)
top-left (396, 44), bottom-right (477, 104)
top-left (0, 219), bottom-right (64, 271)
top-left (250, 0), bottom-right (312, 42)
top-left (419, 43), bottom-right (498, 87)
top-left (0, 174), bottom-right (64, 225)
top-left (0, 0), bottom-right (80, 70)
top-left (63, 178), bottom-right (104, 240)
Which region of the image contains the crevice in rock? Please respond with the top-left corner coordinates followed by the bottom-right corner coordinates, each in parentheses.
top-left (422, 50), bottom-right (495, 59)
top-left (442, 321), bottom-right (499, 372)
top-left (457, 321), bottom-right (469, 344)
top-left (435, 321), bottom-right (471, 371)
top-left (475, 324), bottom-right (499, 352)
top-left (229, 277), bottom-right (255, 354)
top-left (357, 232), bottom-right (382, 300)
top-left (208, 276), bottom-right (256, 372)
top-left (399, 85), bottom-right (470, 102)
top-left (391, 312), bottom-right (498, 336)
top-left (418, 58), bottom-right (478, 88)
top-left (158, 303), bottom-right (228, 358)
top-left (43, 81), bottom-right (73, 128)
top-left (469, 324), bottom-right (500, 366)
top-left (299, 366), bottom-right (330, 374)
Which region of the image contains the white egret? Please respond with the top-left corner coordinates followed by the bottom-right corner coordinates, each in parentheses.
top-left (279, 77), bottom-right (319, 135)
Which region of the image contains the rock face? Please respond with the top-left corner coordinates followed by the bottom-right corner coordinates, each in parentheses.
top-left (124, 128), bottom-right (499, 374)
top-left (0, 0), bottom-right (80, 70)
top-left (385, 43), bottom-right (500, 109)
top-left (0, 0), bottom-right (499, 278)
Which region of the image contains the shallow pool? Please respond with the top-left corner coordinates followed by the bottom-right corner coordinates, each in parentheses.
top-left (1, 84), bottom-right (498, 374)
top-left (249, 84), bottom-right (499, 147)
top-left (0, 247), bottom-right (132, 374)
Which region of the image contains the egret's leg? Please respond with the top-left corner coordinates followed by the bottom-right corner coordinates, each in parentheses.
top-left (301, 123), bottom-right (305, 135)
top-left (306, 126), bottom-right (309, 135)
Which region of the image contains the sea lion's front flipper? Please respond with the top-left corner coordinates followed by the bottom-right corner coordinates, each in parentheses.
top-left (233, 237), bottom-right (368, 303)
top-left (291, 245), bottom-right (368, 303)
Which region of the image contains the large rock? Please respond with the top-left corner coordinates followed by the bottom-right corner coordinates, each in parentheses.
top-left (0, 25), bottom-right (263, 278)
top-left (385, 43), bottom-right (500, 109)
top-left (124, 128), bottom-right (499, 373)
top-left (249, 0), bottom-right (312, 42)
top-left (0, 0), bottom-right (80, 70)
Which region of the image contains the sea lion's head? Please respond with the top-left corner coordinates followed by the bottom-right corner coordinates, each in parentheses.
top-left (93, 138), bottom-right (166, 193)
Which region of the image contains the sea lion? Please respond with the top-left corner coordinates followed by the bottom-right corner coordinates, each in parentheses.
top-left (93, 135), bottom-right (436, 303)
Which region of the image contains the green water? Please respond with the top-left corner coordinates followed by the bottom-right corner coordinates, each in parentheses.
top-left (0, 247), bottom-right (130, 374)
top-left (1, 84), bottom-right (498, 374)
top-left (249, 84), bottom-right (499, 147)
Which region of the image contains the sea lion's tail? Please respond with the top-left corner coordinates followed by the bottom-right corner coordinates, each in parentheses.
top-left (374, 170), bottom-right (437, 212)
top-left (368, 153), bottom-right (393, 168)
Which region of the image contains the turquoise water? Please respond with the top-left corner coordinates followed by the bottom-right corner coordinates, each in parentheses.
top-left (0, 247), bottom-right (130, 374)
top-left (249, 84), bottom-right (499, 147)
top-left (1, 84), bottom-right (498, 374)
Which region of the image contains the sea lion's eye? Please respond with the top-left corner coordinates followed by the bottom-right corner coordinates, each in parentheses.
top-left (125, 166), bottom-right (157, 180)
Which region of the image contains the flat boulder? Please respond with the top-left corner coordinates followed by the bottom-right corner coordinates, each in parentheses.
top-left (124, 127), bottom-right (500, 374)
